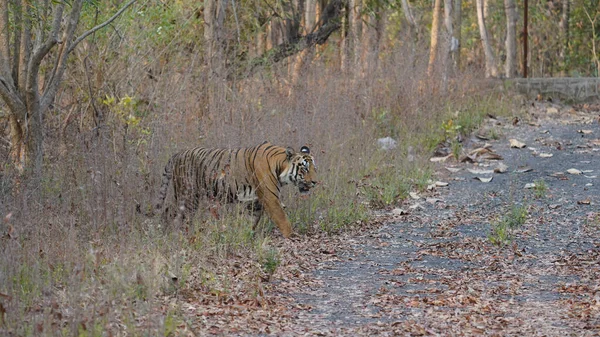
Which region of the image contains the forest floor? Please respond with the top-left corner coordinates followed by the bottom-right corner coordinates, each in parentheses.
top-left (173, 100), bottom-right (600, 336)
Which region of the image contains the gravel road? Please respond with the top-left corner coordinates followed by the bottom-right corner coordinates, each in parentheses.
top-left (287, 101), bottom-right (600, 336)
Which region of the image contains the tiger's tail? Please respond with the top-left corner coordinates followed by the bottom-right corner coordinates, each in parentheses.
top-left (137, 155), bottom-right (175, 217)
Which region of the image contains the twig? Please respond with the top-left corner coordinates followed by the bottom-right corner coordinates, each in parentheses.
top-left (68, 0), bottom-right (137, 54)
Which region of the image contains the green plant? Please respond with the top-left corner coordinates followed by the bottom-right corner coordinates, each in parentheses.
top-left (489, 204), bottom-right (528, 246)
top-left (450, 139), bottom-right (463, 160)
top-left (259, 246), bottom-right (280, 276)
top-left (533, 179), bottom-right (548, 199)
top-left (163, 309), bottom-right (179, 337)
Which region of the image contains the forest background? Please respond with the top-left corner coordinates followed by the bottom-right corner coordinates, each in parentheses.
top-left (0, 0), bottom-right (599, 334)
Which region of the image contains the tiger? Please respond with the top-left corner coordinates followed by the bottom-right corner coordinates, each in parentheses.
top-left (150, 141), bottom-right (317, 238)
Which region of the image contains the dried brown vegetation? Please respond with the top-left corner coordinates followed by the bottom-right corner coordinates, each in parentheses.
top-left (0, 6), bottom-right (515, 334)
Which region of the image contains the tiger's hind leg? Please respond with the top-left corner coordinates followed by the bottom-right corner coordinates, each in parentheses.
top-left (249, 201), bottom-right (264, 233)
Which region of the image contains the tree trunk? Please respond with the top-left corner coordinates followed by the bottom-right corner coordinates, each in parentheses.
top-left (401, 0), bottom-right (419, 65)
top-left (452, 0), bottom-right (462, 71)
top-left (349, 0), bottom-right (362, 73)
top-left (8, 114), bottom-right (26, 173)
top-left (559, 0), bottom-right (570, 75)
top-left (475, 0), bottom-right (498, 78)
top-left (204, 0), bottom-right (216, 69)
top-left (504, 0), bottom-right (517, 77)
top-left (444, 0), bottom-right (455, 78)
top-left (428, 0), bottom-right (443, 76)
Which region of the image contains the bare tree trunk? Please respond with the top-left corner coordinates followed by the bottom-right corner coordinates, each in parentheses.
top-left (452, 0), bottom-right (462, 71)
top-left (475, 0), bottom-right (498, 77)
top-left (428, 0), bottom-right (443, 76)
top-left (443, 0), bottom-right (455, 78)
top-left (401, 0), bottom-right (419, 65)
top-left (559, 0), bottom-right (570, 75)
top-left (349, 0), bottom-right (362, 74)
top-left (8, 114), bottom-right (26, 173)
top-left (504, 0), bottom-right (517, 77)
top-left (340, 1), bottom-right (349, 72)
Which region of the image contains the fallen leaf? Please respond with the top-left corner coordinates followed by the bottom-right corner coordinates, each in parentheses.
top-left (567, 168), bottom-right (582, 175)
top-left (494, 163), bottom-right (508, 173)
top-left (446, 167), bottom-right (461, 173)
top-left (515, 166), bottom-right (533, 173)
top-left (480, 153), bottom-right (503, 160)
top-left (392, 208), bottom-right (408, 215)
top-left (430, 154), bottom-right (453, 162)
top-left (467, 168), bottom-right (494, 175)
top-left (435, 181), bottom-right (449, 187)
top-left (409, 192), bottom-right (420, 200)
top-left (426, 198), bottom-right (443, 204)
top-left (474, 176), bottom-right (493, 183)
top-left (509, 139), bottom-right (527, 148)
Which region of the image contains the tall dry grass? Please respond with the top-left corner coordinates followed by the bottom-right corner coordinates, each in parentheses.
top-left (0, 23), bottom-right (516, 334)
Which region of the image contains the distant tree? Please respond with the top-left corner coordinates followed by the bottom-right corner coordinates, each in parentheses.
top-left (559, 0), bottom-right (570, 74)
top-left (452, 0), bottom-right (462, 70)
top-left (475, 0), bottom-right (498, 77)
top-left (504, 0), bottom-right (518, 77)
top-left (428, 0), bottom-right (443, 76)
top-left (0, 0), bottom-right (136, 175)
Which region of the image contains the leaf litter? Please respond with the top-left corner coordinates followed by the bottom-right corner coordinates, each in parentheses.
top-left (107, 101), bottom-right (600, 336)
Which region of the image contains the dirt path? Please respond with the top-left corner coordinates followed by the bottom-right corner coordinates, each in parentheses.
top-left (281, 102), bottom-right (600, 335)
top-left (177, 102), bottom-right (599, 336)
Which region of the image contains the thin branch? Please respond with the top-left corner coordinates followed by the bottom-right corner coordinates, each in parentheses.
top-left (41, 0), bottom-right (83, 111)
top-left (67, 0), bottom-right (137, 54)
top-left (0, 75), bottom-right (26, 118)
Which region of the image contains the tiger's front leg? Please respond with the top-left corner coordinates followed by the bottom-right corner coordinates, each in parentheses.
top-left (256, 189), bottom-right (293, 238)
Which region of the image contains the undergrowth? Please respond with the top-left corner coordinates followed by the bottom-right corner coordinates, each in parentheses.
top-left (0, 32), bottom-right (519, 337)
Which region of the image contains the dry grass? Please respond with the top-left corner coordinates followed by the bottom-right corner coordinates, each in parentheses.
top-left (0, 27), bottom-right (517, 335)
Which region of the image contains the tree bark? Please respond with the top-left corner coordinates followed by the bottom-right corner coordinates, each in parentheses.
top-left (559, 0), bottom-right (570, 74)
top-left (349, 0), bottom-right (362, 71)
top-left (443, 0), bottom-right (455, 77)
top-left (428, 0), bottom-right (443, 76)
top-left (475, 0), bottom-right (498, 78)
top-left (401, 0), bottom-right (419, 64)
top-left (504, 0), bottom-right (517, 77)
top-left (452, 0), bottom-right (462, 71)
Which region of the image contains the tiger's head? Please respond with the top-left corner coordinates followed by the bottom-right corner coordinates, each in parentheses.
top-left (283, 146), bottom-right (318, 194)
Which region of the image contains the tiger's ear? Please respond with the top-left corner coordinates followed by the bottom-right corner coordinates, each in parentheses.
top-left (300, 146), bottom-right (310, 154)
top-left (285, 147), bottom-right (295, 159)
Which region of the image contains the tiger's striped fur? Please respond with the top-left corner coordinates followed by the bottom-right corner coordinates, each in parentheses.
top-left (153, 142), bottom-right (317, 238)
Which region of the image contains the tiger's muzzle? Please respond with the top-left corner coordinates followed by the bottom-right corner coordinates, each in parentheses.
top-left (298, 180), bottom-right (317, 194)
